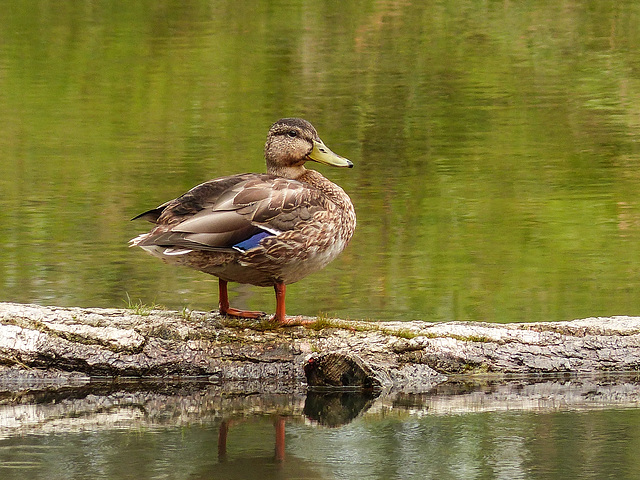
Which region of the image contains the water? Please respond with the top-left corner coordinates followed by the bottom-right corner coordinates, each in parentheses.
top-left (2, 0), bottom-right (640, 323)
top-left (2, 377), bottom-right (640, 480)
top-left (2, 2), bottom-right (640, 477)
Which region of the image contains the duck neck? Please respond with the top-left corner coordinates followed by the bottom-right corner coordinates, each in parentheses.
top-left (267, 163), bottom-right (307, 180)
top-left (297, 169), bottom-right (353, 210)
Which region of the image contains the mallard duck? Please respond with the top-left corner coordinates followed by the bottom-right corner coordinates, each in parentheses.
top-left (130, 118), bottom-right (356, 323)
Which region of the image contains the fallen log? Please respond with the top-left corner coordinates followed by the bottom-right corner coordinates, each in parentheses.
top-left (1, 302), bottom-right (640, 393)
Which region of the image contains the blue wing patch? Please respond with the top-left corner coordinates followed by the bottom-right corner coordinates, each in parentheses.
top-left (232, 231), bottom-right (273, 252)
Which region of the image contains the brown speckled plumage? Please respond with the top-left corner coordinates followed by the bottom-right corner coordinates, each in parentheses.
top-left (130, 118), bottom-right (356, 323)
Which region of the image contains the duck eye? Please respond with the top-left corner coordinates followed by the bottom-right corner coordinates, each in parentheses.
top-left (287, 130), bottom-right (298, 138)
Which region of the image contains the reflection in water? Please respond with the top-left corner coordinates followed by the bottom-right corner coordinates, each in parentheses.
top-left (1, 376), bottom-right (640, 479)
top-left (217, 417), bottom-right (285, 463)
top-left (304, 391), bottom-right (379, 427)
top-left (2, 2), bottom-right (640, 322)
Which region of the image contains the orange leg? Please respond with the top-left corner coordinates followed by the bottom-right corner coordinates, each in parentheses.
top-left (272, 282), bottom-right (315, 325)
top-left (272, 282), bottom-right (286, 323)
top-left (218, 279), bottom-right (265, 319)
top-left (218, 420), bottom-right (229, 460)
top-left (274, 417), bottom-right (286, 461)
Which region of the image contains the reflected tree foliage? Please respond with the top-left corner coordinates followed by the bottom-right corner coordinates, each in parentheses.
top-left (1, 1), bottom-right (640, 322)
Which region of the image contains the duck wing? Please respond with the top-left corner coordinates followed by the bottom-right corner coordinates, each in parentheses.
top-left (133, 173), bottom-right (325, 253)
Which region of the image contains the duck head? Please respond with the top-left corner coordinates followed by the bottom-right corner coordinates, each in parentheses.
top-left (264, 118), bottom-right (353, 179)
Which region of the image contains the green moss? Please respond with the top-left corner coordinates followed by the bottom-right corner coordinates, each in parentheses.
top-left (306, 317), bottom-right (359, 331)
top-left (382, 328), bottom-right (418, 339)
top-left (459, 362), bottom-right (491, 374)
top-left (306, 319), bottom-right (423, 339)
top-left (449, 334), bottom-right (492, 343)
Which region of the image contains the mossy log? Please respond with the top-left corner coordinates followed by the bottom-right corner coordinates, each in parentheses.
top-left (1, 302), bottom-right (640, 394)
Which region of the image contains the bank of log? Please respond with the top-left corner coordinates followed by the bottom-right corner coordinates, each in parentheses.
top-left (1, 302), bottom-right (640, 393)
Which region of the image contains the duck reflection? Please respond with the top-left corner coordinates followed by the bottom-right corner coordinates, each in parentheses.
top-left (217, 416), bottom-right (286, 462)
top-left (193, 416), bottom-right (317, 479)
top-left (211, 390), bottom-right (378, 476)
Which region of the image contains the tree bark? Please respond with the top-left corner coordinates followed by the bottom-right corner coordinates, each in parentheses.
top-left (2, 302), bottom-right (640, 394)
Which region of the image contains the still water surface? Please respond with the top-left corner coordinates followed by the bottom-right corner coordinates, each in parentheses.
top-left (2, 1), bottom-right (640, 323)
top-left (4, 413), bottom-right (637, 480)
top-left (2, 378), bottom-right (640, 480)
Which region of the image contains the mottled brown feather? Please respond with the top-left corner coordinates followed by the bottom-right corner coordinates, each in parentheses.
top-left (136, 174), bottom-right (333, 253)
top-left (131, 118), bottom-right (356, 292)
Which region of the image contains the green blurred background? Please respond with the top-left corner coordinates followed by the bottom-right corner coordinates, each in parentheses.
top-left (2, 0), bottom-right (640, 322)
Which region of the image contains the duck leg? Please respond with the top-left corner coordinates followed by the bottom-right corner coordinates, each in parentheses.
top-left (218, 279), bottom-right (265, 319)
top-left (273, 281), bottom-right (286, 323)
top-left (274, 416), bottom-right (286, 461)
top-left (217, 420), bottom-right (229, 461)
